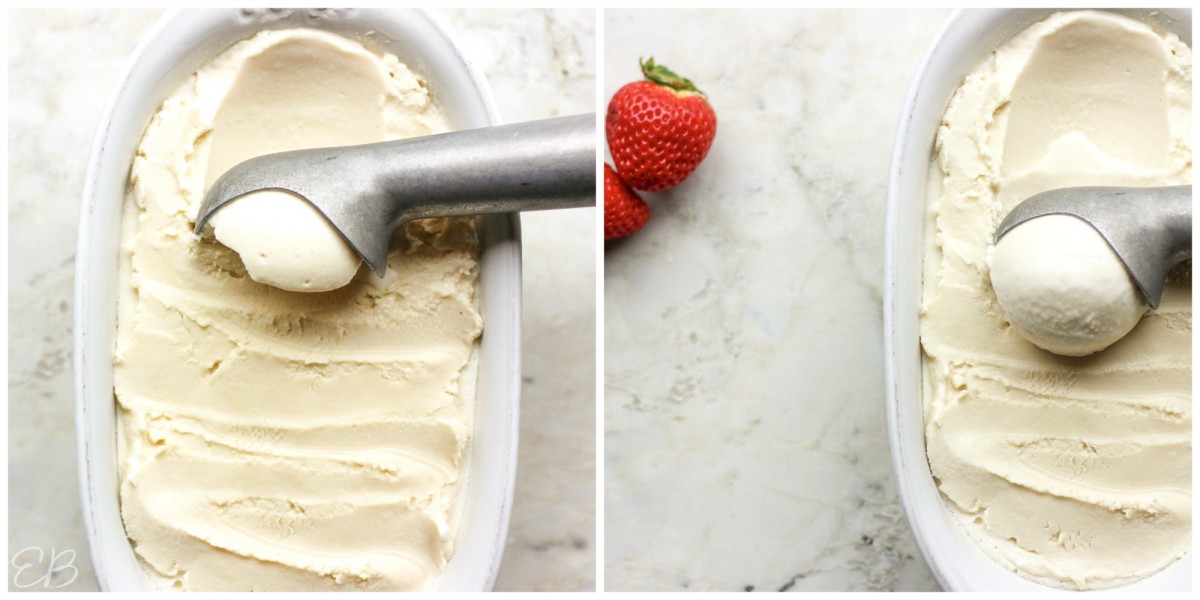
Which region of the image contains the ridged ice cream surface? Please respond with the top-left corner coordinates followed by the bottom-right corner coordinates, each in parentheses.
top-left (115, 29), bottom-right (481, 591)
top-left (921, 11), bottom-right (1191, 589)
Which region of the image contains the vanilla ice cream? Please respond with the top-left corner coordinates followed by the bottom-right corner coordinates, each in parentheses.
top-left (209, 189), bottom-right (362, 292)
top-left (921, 11), bottom-right (1191, 589)
top-left (990, 214), bottom-right (1147, 356)
top-left (115, 29), bottom-right (481, 591)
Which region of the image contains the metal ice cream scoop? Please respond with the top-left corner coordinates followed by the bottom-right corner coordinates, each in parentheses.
top-left (195, 113), bottom-right (595, 276)
top-left (995, 185), bottom-right (1192, 309)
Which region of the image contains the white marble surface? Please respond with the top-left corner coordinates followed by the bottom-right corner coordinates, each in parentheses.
top-left (603, 9), bottom-right (950, 591)
top-left (7, 8), bottom-right (594, 592)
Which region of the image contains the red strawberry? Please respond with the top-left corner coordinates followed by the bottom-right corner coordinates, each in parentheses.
top-left (604, 163), bottom-right (650, 240)
top-left (606, 58), bottom-right (717, 192)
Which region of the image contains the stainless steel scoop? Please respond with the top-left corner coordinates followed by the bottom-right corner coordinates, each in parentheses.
top-left (994, 185), bottom-right (1192, 309)
top-left (195, 113), bottom-right (595, 276)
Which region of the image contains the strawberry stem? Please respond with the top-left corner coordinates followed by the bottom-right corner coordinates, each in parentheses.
top-left (640, 57), bottom-right (705, 96)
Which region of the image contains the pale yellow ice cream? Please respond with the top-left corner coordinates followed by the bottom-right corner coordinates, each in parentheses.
top-left (209, 189), bottom-right (362, 293)
top-left (921, 11), bottom-right (1191, 589)
top-left (115, 29), bottom-right (481, 591)
top-left (990, 214), bottom-right (1147, 356)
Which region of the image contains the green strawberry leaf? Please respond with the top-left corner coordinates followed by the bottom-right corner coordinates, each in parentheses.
top-left (640, 57), bottom-right (705, 97)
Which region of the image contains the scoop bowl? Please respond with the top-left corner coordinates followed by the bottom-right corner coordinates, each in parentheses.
top-left (995, 185), bottom-right (1191, 310)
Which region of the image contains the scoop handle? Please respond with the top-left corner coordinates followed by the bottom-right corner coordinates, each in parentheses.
top-left (377, 113), bottom-right (596, 226)
top-left (197, 114), bottom-right (598, 276)
top-left (1160, 185), bottom-right (1191, 266)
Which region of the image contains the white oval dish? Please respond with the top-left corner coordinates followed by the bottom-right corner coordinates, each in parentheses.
top-left (884, 7), bottom-right (1192, 592)
top-left (74, 8), bottom-right (519, 592)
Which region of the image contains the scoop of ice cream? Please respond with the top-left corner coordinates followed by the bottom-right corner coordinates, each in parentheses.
top-left (990, 214), bottom-right (1147, 356)
top-left (208, 189), bottom-right (361, 292)
top-left (198, 23), bottom-right (412, 294)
